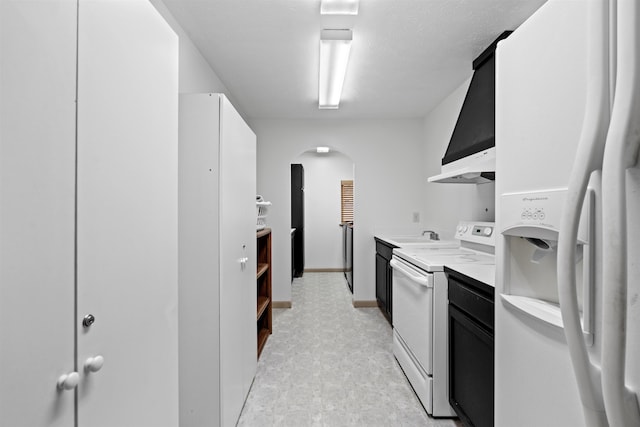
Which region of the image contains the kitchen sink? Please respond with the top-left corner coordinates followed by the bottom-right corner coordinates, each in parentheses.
top-left (376, 235), bottom-right (458, 248)
top-left (390, 236), bottom-right (437, 243)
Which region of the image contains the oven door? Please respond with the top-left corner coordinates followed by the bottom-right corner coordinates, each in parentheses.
top-left (390, 256), bottom-right (434, 375)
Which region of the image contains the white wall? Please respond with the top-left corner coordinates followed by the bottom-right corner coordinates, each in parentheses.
top-left (150, 0), bottom-right (246, 115)
top-left (254, 119), bottom-right (426, 304)
top-left (150, 0), bottom-right (496, 306)
top-left (421, 78), bottom-right (496, 240)
top-left (294, 150), bottom-right (354, 270)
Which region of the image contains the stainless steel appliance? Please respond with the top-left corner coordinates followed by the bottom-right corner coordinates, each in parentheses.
top-left (345, 222), bottom-right (353, 292)
top-left (341, 222), bottom-right (354, 292)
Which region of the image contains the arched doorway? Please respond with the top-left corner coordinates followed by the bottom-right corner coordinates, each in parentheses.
top-left (290, 147), bottom-right (355, 292)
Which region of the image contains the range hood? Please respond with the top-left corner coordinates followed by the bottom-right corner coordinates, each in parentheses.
top-left (428, 31), bottom-right (511, 184)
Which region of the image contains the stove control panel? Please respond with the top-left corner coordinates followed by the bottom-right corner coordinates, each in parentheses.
top-left (455, 221), bottom-right (495, 246)
top-left (472, 225), bottom-right (493, 237)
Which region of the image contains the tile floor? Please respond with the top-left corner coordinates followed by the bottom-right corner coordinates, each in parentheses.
top-left (238, 272), bottom-right (461, 426)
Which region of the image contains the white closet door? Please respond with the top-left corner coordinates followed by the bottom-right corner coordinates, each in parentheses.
top-left (178, 93), bottom-right (222, 427)
top-left (219, 95), bottom-right (257, 427)
top-left (0, 2), bottom-right (77, 426)
top-left (75, 1), bottom-right (179, 426)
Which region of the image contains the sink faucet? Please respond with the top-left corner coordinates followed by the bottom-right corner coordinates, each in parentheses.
top-left (422, 230), bottom-right (439, 240)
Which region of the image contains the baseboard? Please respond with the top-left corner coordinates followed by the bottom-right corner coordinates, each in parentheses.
top-left (352, 300), bottom-right (379, 308)
top-left (304, 268), bottom-right (345, 273)
top-left (272, 301), bottom-right (292, 309)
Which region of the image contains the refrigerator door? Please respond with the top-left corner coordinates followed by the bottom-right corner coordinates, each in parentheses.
top-left (495, 1), bottom-right (594, 425)
top-left (556, 0), bottom-right (611, 425)
top-left (601, 0), bottom-right (640, 424)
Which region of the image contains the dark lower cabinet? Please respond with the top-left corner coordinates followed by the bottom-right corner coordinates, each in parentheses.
top-left (375, 239), bottom-right (396, 325)
top-left (446, 267), bottom-right (494, 427)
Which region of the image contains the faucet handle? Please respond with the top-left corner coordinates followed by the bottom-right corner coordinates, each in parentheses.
top-left (422, 230), bottom-right (439, 240)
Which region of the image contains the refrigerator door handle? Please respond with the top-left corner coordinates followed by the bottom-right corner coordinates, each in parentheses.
top-left (601, 0), bottom-right (640, 425)
top-left (581, 190), bottom-right (596, 346)
top-left (557, 0), bottom-right (610, 425)
top-left (559, 187), bottom-right (606, 427)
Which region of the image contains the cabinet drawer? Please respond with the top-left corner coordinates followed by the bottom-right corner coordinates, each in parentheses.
top-left (448, 277), bottom-right (494, 331)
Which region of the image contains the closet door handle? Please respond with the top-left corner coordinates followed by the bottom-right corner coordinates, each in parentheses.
top-left (84, 355), bottom-right (104, 373)
top-left (56, 371), bottom-right (80, 390)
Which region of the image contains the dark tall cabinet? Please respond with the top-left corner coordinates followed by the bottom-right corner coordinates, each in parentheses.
top-left (291, 164), bottom-right (304, 277)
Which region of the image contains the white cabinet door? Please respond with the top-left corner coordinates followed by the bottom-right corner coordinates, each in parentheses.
top-left (0, 2), bottom-right (77, 426)
top-left (219, 95), bottom-right (257, 427)
top-left (75, 1), bottom-right (179, 426)
top-left (178, 94), bottom-right (222, 427)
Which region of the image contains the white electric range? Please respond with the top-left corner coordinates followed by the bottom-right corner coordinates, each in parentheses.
top-left (390, 221), bottom-right (495, 417)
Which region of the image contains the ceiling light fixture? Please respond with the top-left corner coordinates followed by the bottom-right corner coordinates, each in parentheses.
top-left (320, 0), bottom-right (359, 15)
top-left (319, 29), bottom-right (352, 110)
top-left (316, 146), bottom-right (330, 153)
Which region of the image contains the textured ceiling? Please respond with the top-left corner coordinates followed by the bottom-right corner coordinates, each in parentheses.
top-left (161, 0), bottom-right (546, 119)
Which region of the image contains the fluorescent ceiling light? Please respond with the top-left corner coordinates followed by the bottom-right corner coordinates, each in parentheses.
top-left (319, 29), bottom-right (352, 109)
top-left (316, 146), bottom-right (330, 153)
top-left (320, 0), bottom-right (359, 15)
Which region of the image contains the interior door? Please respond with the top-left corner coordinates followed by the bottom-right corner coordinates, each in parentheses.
top-left (0, 2), bottom-right (77, 426)
top-left (219, 95), bottom-right (257, 427)
top-left (75, 1), bottom-right (179, 425)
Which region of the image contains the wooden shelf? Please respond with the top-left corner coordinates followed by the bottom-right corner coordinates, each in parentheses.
top-left (256, 227), bottom-right (271, 239)
top-left (257, 328), bottom-right (270, 358)
top-left (256, 229), bottom-right (272, 359)
top-left (257, 296), bottom-right (270, 320)
top-left (257, 263), bottom-right (269, 279)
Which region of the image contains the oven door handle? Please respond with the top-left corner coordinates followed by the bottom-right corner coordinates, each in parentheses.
top-left (390, 258), bottom-right (433, 288)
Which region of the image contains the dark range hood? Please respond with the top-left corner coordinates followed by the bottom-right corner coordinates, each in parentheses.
top-left (428, 31), bottom-right (512, 184)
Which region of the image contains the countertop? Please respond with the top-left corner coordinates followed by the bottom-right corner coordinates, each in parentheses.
top-left (375, 234), bottom-right (456, 248)
top-left (445, 263), bottom-right (496, 288)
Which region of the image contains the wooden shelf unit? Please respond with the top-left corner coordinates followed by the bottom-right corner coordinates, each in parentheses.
top-left (256, 228), bottom-right (272, 358)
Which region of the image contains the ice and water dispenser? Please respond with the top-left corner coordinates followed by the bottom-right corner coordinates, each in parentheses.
top-left (500, 188), bottom-right (595, 343)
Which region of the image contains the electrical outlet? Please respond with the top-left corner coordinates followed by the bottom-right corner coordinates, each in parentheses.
top-left (412, 212), bottom-right (420, 223)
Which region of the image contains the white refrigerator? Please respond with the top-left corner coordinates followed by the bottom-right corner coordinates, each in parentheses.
top-left (495, 0), bottom-right (640, 426)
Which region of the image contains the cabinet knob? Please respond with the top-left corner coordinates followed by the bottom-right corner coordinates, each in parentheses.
top-left (84, 355), bottom-right (104, 373)
top-left (82, 314), bottom-right (95, 328)
top-left (57, 372), bottom-right (80, 390)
